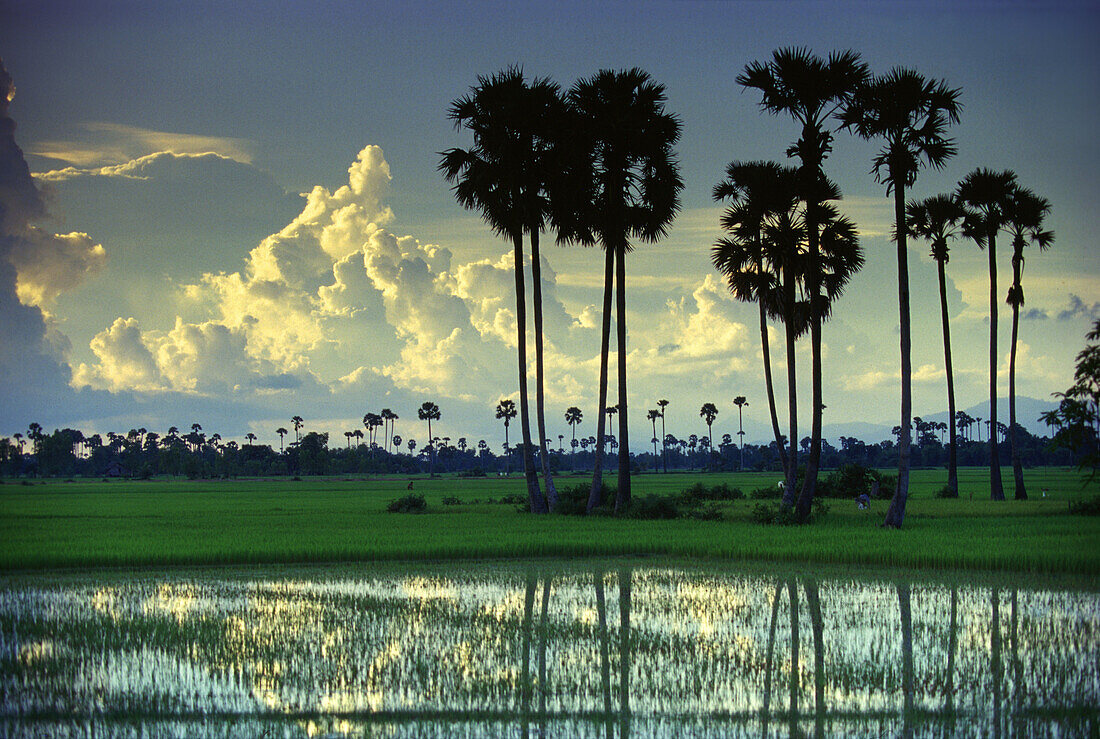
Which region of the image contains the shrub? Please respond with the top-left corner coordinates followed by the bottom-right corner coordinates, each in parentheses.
top-left (441, 496), bottom-right (461, 506)
top-left (676, 481), bottom-right (744, 504)
top-left (1068, 496), bottom-right (1100, 516)
top-left (689, 503), bottom-right (725, 521)
top-left (750, 484), bottom-right (783, 500)
top-left (934, 485), bottom-right (959, 499)
top-left (819, 463), bottom-right (875, 498)
top-left (387, 494), bottom-right (427, 513)
top-left (554, 483), bottom-right (613, 515)
top-left (750, 499), bottom-right (829, 525)
top-left (623, 494), bottom-right (680, 520)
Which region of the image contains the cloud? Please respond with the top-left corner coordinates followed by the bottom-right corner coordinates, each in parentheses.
top-left (30, 122), bottom-right (254, 168)
top-left (1022, 307), bottom-right (1048, 320)
top-left (1057, 294), bottom-right (1100, 322)
top-left (8, 229), bottom-right (105, 308)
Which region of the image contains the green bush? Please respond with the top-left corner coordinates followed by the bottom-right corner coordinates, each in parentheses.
top-left (554, 483), bottom-right (613, 515)
top-left (934, 485), bottom-right (959, 499)
top-left (623, 494), bottom-right (680, 520)
top-left (387, 494), bottom-right (427, 513)
top-left (1068, 496), bottom-right (1100, 516)
top-left (689, 503), bottom-right (725, 521)
top-left (676, 481), bottom-right (744, 504)
top-left (441, 496), bottom-right (461, 505)
top-left (750, 484), bottom-right (784, 499)
top-left (751, 499), bottom-right (829, 525)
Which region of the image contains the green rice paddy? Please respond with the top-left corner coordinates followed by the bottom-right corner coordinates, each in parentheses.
top-left (1, 467), bottom-right (1097, 573)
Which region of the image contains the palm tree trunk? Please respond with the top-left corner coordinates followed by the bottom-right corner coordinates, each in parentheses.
top-left (615, 246), bottom-right (631, 510)
top-left (511, 232), bottom-right (547, 513)
top-left (588, 247), bottom-right (615, 513)
top-left (886, 186), bottom-right (913, 527)
top-left (797, 210), bottom-right (822, 521)
top-left (938, 259), bottom-right (960, 497)
top-left (782, 277), bottom-right (798, 508)
top-left (529, 229), bottom-right (559, 510)
top-left (787, 578), bottom-right (799, 732)
top-left (760, 297), bottom-right (788, 478)
top-left (660, 412), bottom-right (667, 474)
top-left (1009, 246), bottom-right (1027, 499)
top-left (898, 581), bottom-right (914, 736)
top-left (618, 567), bottom-right (632, 736)
top-left (761, 580), bottom-right (782, 736)
top-left (805, 578), bottom-right (825, 737)
top-left (988, 230), bottom-right (1005, 500)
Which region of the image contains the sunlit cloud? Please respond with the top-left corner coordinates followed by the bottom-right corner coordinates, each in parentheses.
top-left (30, 122), bottom-right (254, 168)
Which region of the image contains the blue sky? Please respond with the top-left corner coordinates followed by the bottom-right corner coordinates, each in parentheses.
top-left (1, 0), bottom-right (1097, 448)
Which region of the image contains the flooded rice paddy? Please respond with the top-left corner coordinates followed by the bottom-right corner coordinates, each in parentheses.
top-left (1, 561), bottom-right (1097, 737)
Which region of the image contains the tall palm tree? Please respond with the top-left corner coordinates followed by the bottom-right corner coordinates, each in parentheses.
top-left (739, 47), bottom-right (867, 519)
top-left (290, 416), bottom-right (303, 445)
top-left (699, 403), bottom-right (719, 467)
top-left (713, 160), bottom-right (799, 483)
top-left (958, 168), bottom-right (1019, 501)
top-left (907, 194), bottom-right (964, 497)
top-left (842, 67), bottom-right (962, 528)
top-left (418, 401), bottom-right (441, 476)
top-left (733, 396), bottom-right (749, 470)
top-left (1003, 185), bottom-right (1054, 499)
top-left (245, 432), bottom-right (256, 447)
top-left (497, 399), bottom-right (518, 473)
top-left (440, 67), bottom-right (560, 513)
top-left (275, 427), bottom-right (287, 453)
top-left (564, 406), bottom-right (583, 469)
top-left (380, 408), bottom-right (395, 452)
top-left (568, 68), bottom-right (683, 513)
top-left (656, 399), bottom-right (669, 472)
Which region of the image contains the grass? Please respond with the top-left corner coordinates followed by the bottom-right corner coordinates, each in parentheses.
top-left (1, 467), bottom-right (1097, 574)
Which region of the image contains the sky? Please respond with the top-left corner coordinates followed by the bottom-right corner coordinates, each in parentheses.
top-left (1, 0), bottom-right (1098, 451)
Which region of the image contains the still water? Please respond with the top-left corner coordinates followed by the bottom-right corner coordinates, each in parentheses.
top-left (1, 561), bottom-right (1097, 737)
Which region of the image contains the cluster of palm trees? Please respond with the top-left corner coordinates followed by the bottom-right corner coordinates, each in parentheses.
top-left (711, 48), bottom-right (1051, 527)
top-left (441, 66), bottom-right (682, 515)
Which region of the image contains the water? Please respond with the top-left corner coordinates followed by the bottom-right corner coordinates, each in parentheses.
top-left (1, 562), bottom-right (1097, 737)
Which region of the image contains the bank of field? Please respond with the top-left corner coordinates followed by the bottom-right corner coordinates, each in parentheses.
top-left (1, 468), bottom-right (1097, 573)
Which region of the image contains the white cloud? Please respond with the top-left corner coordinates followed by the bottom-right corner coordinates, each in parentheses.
top-left (7, 229), bottom-right (106, 308)
top-left (31, 122), bottom-right (254, 168)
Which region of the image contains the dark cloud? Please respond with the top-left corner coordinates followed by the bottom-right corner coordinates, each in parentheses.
top-left (1057, 294), bottom-right (1100, 321)
top-left (1022, 308), bottom-right (1049, 320)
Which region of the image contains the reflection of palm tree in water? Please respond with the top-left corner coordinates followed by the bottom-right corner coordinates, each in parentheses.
top-left (594, 569), bottom-right (613, 739)
top-left (898, 581), bottom-right (914, 739)
top-left (619, 567), bottom-right (632, 739)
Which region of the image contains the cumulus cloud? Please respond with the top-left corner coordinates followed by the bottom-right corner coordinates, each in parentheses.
top-left (8, 229), bottom-right (105, 307)
top-left (1022, 307), bottom-right (1049, 320)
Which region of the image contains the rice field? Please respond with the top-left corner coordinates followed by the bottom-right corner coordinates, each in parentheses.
top-left (0, 467), bottom-right (1097, 573)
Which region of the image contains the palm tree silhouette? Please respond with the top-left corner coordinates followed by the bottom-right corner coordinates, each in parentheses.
top-left (656, 399), bottom-right (669, 472)
top-left (496, 399), bottom-right (517, 474)
top-left (958, 168), bottom-right (1018, 501)
top-left (713, 160), bottom-right (798, 482)
top-left (843, 66), bottom-right (962, 528)
top-left (275, 427), bottom-right (287, 453)
top-left (440, 67), bottom-right (560, 513)
top-left (418, 402), bottom-right (441, 476)
top-left (290, 416), bottom-right (303, 445)
top-left (567, 68), bottom-right (683, 513)
top-left (564, 406), bottom-right (583, 470)
top-left (733, 396), bottom-right (749, 470)
top-left (699, 403), bottom-right (719, 467)
top-left (1004, 185), bottom-right (1054, 499)
top-left (907, 194), bottom-right (965, 497)
top-left (740, 47), bottom-right (867, 518)
top-left (647, 409), bottom-right (661, 463)
top-left (245, 432), bottom-right (256, 447)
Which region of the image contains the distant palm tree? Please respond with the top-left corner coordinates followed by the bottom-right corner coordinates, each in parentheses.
top-left (656, 399), bottom-right (669, 472)
top-left (290, 416), bottom-right (303, 444)
top-left (647, 409), bottom-right (661, 463)
top-left (699, 403), bottom-right (719, 465)
top-left (440, 67), bottom-right (560, 513)
top-left (565, 406), bottom-right (583, 469)
top-left (276, 427), bottom-right (288, 453)
top-left (958, 168), bottom-right (1018, 501)
top-left (343, 431), bottom-right (353, 449)
top-left (568, 68), bottom-right (683, 513)
top-left (733, 396), bottom-right (749, 470)
top-left (907, 194), bottom-right (965, 497)
top-left (418, 402), bottom-right (441, 475)
top-left (1003, 185), bottom-right (1054, 500)
top-left (380, 408), bottom-right (396, 452)
top-left (843, 66), bottom-right (961, 528)
top-left (739, 47), bottom-right (867, 517)
top-left (497, 399), bottom-right (517, 474)
top-left (245, 432), bottom-right (257, 447)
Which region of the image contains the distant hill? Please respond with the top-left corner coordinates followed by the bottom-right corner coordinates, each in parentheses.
top-left (821, 396), bottom-right (1057, 444)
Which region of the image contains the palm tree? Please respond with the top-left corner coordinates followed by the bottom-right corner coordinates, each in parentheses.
top-left (713, 161), bottom-right (796, 482)
top-left (496, 399), bottom-right (517, 474)
top-left (733, 396), bottom-right (749, 470)
top-left (276, 427), bottom-right (287, 453)
top-left (564, 406), bottom-right (583, 469)
top-left (418, 402), bottom-right (441, 476)
top-left (380, 408), bottom-right (396, 452)
top-left (343, 431), bottom-right (353, 449)
top-left (245, 432), bottom-right (256, 447)
top-left (568, 68), bottom-right (683, 513)
top-left (440, 67), bottom-right (559, 513)
top-left (739, 47), bottom-right (868, 518)
top-left (1003, 185), bottom-right (1054, 499)
top-left (290, 416), bottom-right (303, 445)
top-left (842, 67), bottom-right (962, 528)
top-left (958, 168), bottom-right (1019, 501)
top-left (647, 409), bottom-right (661, 463)
top-left (353, 428), bottom-right (364, 448)
top-left (907, 194), bottom-right (965, 497)
top-left (656, 399), bottom-right (669, 472)
top-left (699, 403), bottom-right (719, 467)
